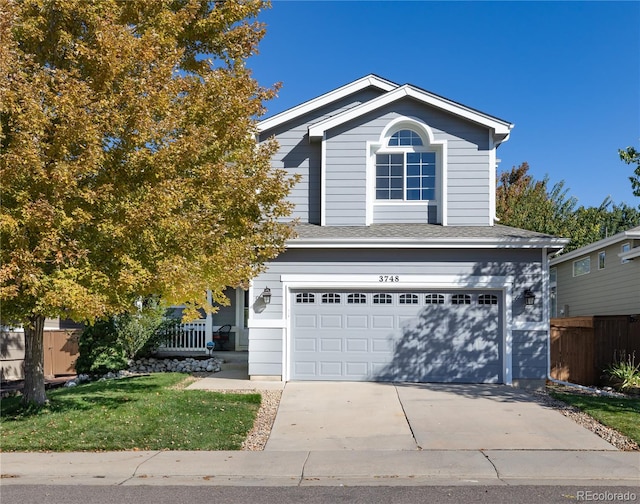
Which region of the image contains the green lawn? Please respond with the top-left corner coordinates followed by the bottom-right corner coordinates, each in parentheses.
top-left (549, 391), bottom-right (640, 445)
top-left (0, 373), bottom-right (260, 451)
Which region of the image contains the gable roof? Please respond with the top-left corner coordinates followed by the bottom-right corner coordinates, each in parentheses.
top-left (550, 226), bottom-right (640, 265)
top-left (257, 74), bottom-right (398, 133)
top-left (307, 83), bottom-right (514, 144)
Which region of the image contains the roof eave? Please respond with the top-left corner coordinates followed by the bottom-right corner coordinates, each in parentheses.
top-left (257, 74), bottom-right (398, 133)
top-left (549, 227), bottom-right (640, 265)
top-left (308, 85), bottom-right (514, 141)
top-left (287, 237), bottom-right (569, 250)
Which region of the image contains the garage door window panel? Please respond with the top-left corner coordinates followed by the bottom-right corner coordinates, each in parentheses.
top-left (478, 294), bottom-right (498, 305)
top-left (322, 293), bottom-right (341, 304)
top-left (296, 293), bottom-right (315, 304)
top-left (373, 293), bottom-right (393, 304)
top-left (347, 293), bottom-right (367, 304)
top-left (399, 293), bottom-right (419, 304)
top-left (452, 294), bottom-right (471, 305)
top-left (425, 293), bottom-right (445, 304)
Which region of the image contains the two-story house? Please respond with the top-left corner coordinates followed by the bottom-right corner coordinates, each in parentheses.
top-left (549, 226), bottom-right (640, 318)
top-left (244, 75), bottom-right (567, 387)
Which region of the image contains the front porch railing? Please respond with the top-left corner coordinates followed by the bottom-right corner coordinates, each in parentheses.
top-left (161, 319), bottom-right (207, 351)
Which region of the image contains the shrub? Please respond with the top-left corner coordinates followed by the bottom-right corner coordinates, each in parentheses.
top-left (76, 299), bottom-right (173, 375)
top-left (115, 300), bottom-right (169, 359)
top-left (605, 350), bottom-right (640, 391)
top-left (75, 318), bottom-right (127, 376)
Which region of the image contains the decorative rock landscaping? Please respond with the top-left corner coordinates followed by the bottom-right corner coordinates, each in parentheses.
top-left (61, 356), bottom-right (224, 388)
top-left (128, 356), bottom-right (223, 374)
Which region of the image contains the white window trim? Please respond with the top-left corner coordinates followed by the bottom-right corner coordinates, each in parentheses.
top-left (598, 250), bottom-right (606, 270)
top-left (621, 242), bottom-right (631, 264)
top-left (572, 256), bottom-right (591, 277)
top-left (366, 116), bottom-right (448, 225)
top-left (549, 265), bottom-right (557, 319)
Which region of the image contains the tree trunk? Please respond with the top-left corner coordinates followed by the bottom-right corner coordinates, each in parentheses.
top-left (22, 314), bottom-right (47, 406)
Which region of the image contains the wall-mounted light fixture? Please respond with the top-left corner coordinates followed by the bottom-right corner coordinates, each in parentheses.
top-left (524, 289), bottom-right (535, 306)
top-left (261, 287), bottom-right (272, 304)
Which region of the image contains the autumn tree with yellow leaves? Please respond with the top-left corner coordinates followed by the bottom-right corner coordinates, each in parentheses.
top-left (0, 0), bottom-right (296, 405)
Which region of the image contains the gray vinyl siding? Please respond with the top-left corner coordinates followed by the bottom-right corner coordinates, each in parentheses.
top-left (247, 328), bottom-right (282, 377)
top-left (322, 99), bottom-right (491, 226)
top-left (512, 330), bottom-right (548, 379)
top-left (258, 89), bottom-right (385, 225)
top-left (373, 204), bottom-right (437, 223)
top-left (554, 240), bottom-right (640, 316)
top-left (248, 248), bottom-right (546, 379)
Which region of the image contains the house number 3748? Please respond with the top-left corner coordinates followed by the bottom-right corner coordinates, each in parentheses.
top-left (379, 275), bottom-right (400, 282)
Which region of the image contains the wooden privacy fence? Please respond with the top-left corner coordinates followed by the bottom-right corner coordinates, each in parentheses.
top-left (1, 330), bottom-right (80, 381)
top-left (550, 316), bottom-right (640, 386)
top-left (44, 330), bottom-right (80, 377)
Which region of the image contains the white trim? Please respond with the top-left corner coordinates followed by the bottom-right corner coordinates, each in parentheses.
top-left (234, 288), bottom-right (249, 351)
top-left (503, 286), bottom-right (513, 385)
top-left (287, 237), bottom-right (569, 249)
top-left (441, 141), bottom-right (448, 226)
top-left (489, 133), bottom-right (497, 225)
top-left (281, 273), bottom-right (514, 384)
top-left (365, 140), bottom-right (380, 225)
top-left (308, 85), bottom-right (513, 142)
top-left (205, 290), bottom-right (213, 344)
top-left (257, 75), bottom-right (398, 133)
top-left (512, 321), bottom-right (549, 331)
top-left (246, 318), bottom-right (287, 329)
top-left (366, 116), bottom-right (448, 223)
top-left (281, 273), bottom-right (512, 288)
top-left (320, 133), bottom-right (327, 226)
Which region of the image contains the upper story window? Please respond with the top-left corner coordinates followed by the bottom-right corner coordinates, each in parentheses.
top-left (573, 257), bottom-right (590, 277)
top-left (375, 128), bottom-right (436, 202)
top-left (621, 243), bottom-right (631, 264)
top-left (388, 129), bottom-right (423, 146)
top-left (598, 251), bottom-right (606, 270)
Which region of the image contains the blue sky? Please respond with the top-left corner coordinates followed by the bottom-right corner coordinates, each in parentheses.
top-left (247, 1), bottom-right (640, 209)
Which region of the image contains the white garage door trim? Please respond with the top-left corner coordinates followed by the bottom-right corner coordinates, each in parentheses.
top-left (280, 274), bottom-right (514, 384)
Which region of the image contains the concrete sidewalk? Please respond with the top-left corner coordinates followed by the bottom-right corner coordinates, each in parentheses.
top-left (1, 449), bottom-right (639, 486)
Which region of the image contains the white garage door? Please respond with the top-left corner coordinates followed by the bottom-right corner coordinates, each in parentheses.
top-left (291, 289), bottom-right (502, 383)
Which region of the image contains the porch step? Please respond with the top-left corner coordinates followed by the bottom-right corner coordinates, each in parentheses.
top-left (220, 361), bottom-right (248, 372)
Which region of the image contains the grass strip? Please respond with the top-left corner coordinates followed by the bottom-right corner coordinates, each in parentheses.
top-left (0, 373), bottom-right (260, 452)
top-left (549, 391), bottom-right (640, 445)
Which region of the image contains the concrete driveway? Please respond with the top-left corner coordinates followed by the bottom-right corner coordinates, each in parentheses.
top-left (264, 382), bottom-right (617, 451)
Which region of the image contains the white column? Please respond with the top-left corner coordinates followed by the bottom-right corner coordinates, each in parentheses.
top-left (205, 289), bottom-right (213, 344)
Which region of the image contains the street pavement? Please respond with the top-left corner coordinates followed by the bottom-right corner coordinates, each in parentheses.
top-left (1, 362), bottom-right (639, 487)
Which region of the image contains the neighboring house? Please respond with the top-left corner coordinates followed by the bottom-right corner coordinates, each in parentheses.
top-left (160, 75), bottom-right (567, 386)
top-left (549, 226), bottom-right (640, 318)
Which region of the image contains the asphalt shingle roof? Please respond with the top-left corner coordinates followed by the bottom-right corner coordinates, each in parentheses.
top-left (291, 223), bottom-right (564, 243)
